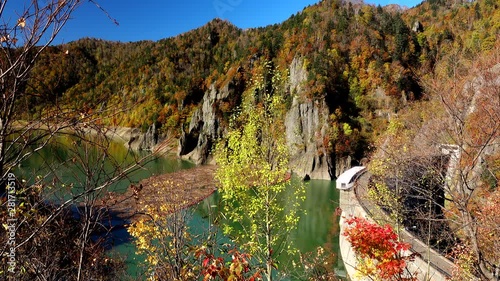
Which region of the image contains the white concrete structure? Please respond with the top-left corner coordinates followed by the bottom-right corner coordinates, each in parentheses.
top-left (336, 166), bottom-right (366, 190)
top-left (339, 173), bottom-right (453, 281)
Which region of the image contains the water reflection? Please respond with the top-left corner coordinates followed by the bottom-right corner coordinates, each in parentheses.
top-left (14, 135), bottom-right (193, 200)
top-left (14, 136), bottom-right (344, 279)
top-left (194, 179), bottom-right (345, 280)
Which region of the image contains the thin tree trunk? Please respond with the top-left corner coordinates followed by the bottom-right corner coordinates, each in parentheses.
top-left (266, 188), bottom-right (272, 281)
top-left (77, 205), bottom-right (91, 281)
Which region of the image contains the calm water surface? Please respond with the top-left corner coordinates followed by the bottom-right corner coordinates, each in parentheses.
top-left (15, 137), bottom-right (345, 279)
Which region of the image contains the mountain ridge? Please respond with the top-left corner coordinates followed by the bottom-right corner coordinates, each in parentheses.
top-left (21, 0), bottom-right (500, 178)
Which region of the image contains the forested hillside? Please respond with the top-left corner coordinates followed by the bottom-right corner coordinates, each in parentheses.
top-left (22, 0), bottom-right (499, 177)
top-left (3, 0), bottom-right (499, 279)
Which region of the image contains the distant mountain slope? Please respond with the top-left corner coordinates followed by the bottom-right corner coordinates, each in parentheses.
top-left (22, 0), bottom-right (499, 177)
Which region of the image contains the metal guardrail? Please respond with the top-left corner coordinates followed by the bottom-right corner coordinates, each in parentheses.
top-left (352, 172), bottom-right (454, 279)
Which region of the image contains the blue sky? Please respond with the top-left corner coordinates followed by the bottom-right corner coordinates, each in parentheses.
top-left (13, 0), bottom-right (423, 44)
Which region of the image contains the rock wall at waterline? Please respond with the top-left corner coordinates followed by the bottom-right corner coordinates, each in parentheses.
top-left (284, 57), bottom-right (331, 180)
top-left (285, 96), bottom-right (332, 180)
top-left (178, 57), bottom-right (352, 180)
top-left (99, 126), bottom-right (160, 151)
top-left (178, 82), bottom-right (230, 165)
top-left (129, 123), bottom-right (159, 151)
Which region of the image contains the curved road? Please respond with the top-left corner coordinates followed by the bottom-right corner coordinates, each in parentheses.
top-left (353, 172), bottom-right (454, 279)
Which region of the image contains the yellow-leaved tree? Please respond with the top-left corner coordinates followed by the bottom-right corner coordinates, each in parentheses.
top-left (214, 85), bottom-right (305, 281)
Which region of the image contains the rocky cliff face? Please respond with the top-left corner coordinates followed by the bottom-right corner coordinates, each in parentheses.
top-left (285, 57), bottom-right (351, 180)
top-left (95, 125), bottom-right (160, 151)
top-left (178, 83), bottom-right (230, 164)
top-left (131, 123), bottom-right (159, 151)
top-left (178, 57), bottom-right (352, 179)
top-left (285, 96), bottom-right (352, 180)
top-left (285, 57), bottom-right (332, 180)
top-left (285, 96), bottom-right (333, 180)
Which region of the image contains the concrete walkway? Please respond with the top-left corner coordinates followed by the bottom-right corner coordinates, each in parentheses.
top-left (339, 172), bottom-right (455, 281)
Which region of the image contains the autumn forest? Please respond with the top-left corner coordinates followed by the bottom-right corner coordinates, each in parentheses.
top-left (1, 0), bottom-right (499, 280)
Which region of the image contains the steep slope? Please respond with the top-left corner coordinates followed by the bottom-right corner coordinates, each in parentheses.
top-left (22, 0), bottom-right (500, 179)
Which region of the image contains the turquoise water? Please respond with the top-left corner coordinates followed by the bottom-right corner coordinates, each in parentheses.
top-left (114, 181), bottom-right (344, 280)
top-left (14, 135), bottom-right (194, 200)
top-left (195, 179), bottom-right (345, 280)
top-left (15, 136), bottom-right (345, 279)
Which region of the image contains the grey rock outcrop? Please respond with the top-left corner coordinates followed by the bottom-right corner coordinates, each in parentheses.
top-left (179, 83), bottom-right (231, 164)
top-left (179, 56), bottom-right (353, 179)
top-left (285, 96), bottom-right (334, 180)
top-left (285, 57), bottom-right (350, 180)
top-left (127, 123), bottom-right (159, 151)
top-left (94, 126), bottom-right (161, 151)
top-left (412, 20), bottom-right (423, 33)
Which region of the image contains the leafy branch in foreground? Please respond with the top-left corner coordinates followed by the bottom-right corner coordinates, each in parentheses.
top-left (127, 180), bottom-right (264, 281)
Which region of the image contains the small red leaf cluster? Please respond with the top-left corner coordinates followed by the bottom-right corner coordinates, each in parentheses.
top-left (343, 216), bottom-right (416, 280)
top-left (196, 248), bottom-right (262, 281)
